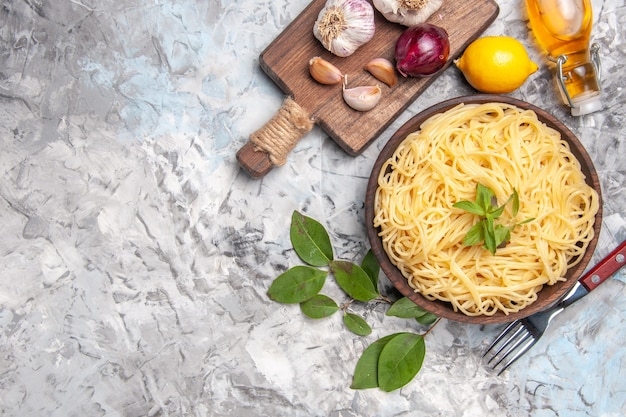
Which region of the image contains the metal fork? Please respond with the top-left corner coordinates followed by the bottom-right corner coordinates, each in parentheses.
top-left (484, 240), bottom-right (626, 375)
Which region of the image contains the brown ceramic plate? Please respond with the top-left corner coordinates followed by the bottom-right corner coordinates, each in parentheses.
top-left (365, 95), bottom-right (603, 324)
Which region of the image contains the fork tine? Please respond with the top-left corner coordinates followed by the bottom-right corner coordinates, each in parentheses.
top-left (491, 328), bottom-right (533, 370)
top-left (482, 320), bottom-right (519, 358)
top-left (495, 336), bottom-right (538, 375)
top-left (485, 322), bottom-right (526, 365)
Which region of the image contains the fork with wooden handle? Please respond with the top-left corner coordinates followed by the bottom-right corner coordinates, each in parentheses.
top-left (483, 239), bottom-right (626, 375)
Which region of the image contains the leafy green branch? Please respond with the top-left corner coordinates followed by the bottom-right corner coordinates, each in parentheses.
top-left (453, 183), bottom-right (534, 255)
top-left (267, 210), bottom-right (439, 391)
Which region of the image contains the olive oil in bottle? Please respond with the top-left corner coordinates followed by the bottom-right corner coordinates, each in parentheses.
top-left (525, 0), bottom-right (602, 115)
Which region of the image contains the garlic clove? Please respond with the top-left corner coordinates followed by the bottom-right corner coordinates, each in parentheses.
top-left (309, 56), bottom-right (343, 85)
top-left (373, 0), bottom-right (444, 27)
top-left (342, 76), bottom-right (382, 111)
top-left (364, 58), bottom-right (398, 87)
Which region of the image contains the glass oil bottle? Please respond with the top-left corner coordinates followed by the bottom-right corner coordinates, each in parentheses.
top-left (525, 0), bottom-right (602, 116)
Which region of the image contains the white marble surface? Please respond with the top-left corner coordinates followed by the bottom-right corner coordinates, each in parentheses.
top-left (1, 0), bottom-right (625, 416)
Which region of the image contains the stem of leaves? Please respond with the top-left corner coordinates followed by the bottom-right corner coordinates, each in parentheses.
top-left (267, 210), bottom-right (439, 392)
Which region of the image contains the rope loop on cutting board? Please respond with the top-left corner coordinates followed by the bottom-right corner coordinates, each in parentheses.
top-left (249, 97), bottom-right (314, 166)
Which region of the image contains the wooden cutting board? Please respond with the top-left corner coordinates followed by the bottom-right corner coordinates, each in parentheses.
top-left (237, 0), bottom-right (499, 177)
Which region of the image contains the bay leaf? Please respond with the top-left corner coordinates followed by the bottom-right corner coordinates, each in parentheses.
top-left (343, 312), bottom-right (372, 336)
top-left (377, 333), bottom-right (425, 392)
top-left (267, 265), bottom-right (327, 304)
top-left (416, 312), bottom-right (438, 326)
top-left (350, 333), bottom-right (400, 390)
top-left (360, 249), bottom-right (380, 290)
top-left (386, 297), bottom-right (430, 319)
top-left (290, 211), bottom-right (333, 267)
top-left (300, 294), bottom-right (339, 318)
top-left (330, 260), bottom-right (379, 302)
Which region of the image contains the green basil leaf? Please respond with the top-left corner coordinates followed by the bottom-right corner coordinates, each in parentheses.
top-left (476, 183), bottom-right (494, 212)
top-left (494, 224), bottom-right (511, 248)
top-left (300, 294), bottom-right (339, 318)
top-left (330, 260), bottom-right (379, 302)
top-left (518, 217), bottom-right (535, 225)
top-left (416, 312), bottom-right (438, 326)
top-left (490, 201), bottom-right (507, 219)
top-left (343, 312), bottom-right (372, 336)
top-left (377, 333), bottom-right (426, 392)
top-left (386, 297), bottom-right (429, 319)
top-left (462, 221), bottom-right (484, 246)
top-left (351, 334), bottom-right (399, 390)
top-left (457, 185), bottom-right (530, 255)
top-left (491, 189), bottom-right (515, 218)
top-left (511, 188), bottom-right (520, 216)
top-left (361, 249), bottom-right (380, 290)
top-left (267, 265), bottom-right (327, 304)
top-left (483, 215), bottom-right (497, 255)
top-left (290, 211), bottom-right (333, 267)
top-left (453, 200), bottom-right (484, 216)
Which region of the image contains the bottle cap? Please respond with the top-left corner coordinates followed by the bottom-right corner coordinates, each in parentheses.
top-left (571, 92), bottom-right (603, 116)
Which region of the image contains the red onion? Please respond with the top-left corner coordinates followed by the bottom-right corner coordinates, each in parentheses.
top-left (394, 23), bottom-right (450, 78)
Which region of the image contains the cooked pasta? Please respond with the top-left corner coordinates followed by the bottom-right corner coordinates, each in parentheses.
top-left (374, 102), bottom-right (599, 316)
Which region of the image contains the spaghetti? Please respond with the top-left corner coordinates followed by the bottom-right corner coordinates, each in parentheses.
top-left (374, 102), bottom-right (598, 316)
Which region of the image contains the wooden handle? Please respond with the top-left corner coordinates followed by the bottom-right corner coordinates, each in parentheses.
top-left (579, 240), bottom-right (626, 291)
top-left (236, 97), bottom-right (313, 178)
top-left (236, 142), bottom-right (274, 178)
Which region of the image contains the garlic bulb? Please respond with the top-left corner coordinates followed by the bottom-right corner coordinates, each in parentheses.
top-left (313, 0), bottom-right (376, 57)
top-left (373, 0), bottom-right (444, 27)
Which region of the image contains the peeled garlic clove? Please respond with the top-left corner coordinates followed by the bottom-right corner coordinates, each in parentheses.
top-left (309, 56), bottom-right (343, 85)
top-left (313, 0), bottom-right (376, 57)
top-left (364, 58), bottom-right (398, 87)
top-left (373, 0), bottom-right (444, 27)
top-left (343, 77), bottom-right (382, 111)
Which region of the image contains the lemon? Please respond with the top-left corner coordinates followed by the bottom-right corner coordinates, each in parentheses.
top-left (454, 36), bottom-right (539, 94)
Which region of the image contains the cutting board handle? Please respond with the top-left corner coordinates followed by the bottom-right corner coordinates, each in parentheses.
top-left (237, 97), bottom-right (314, 178)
